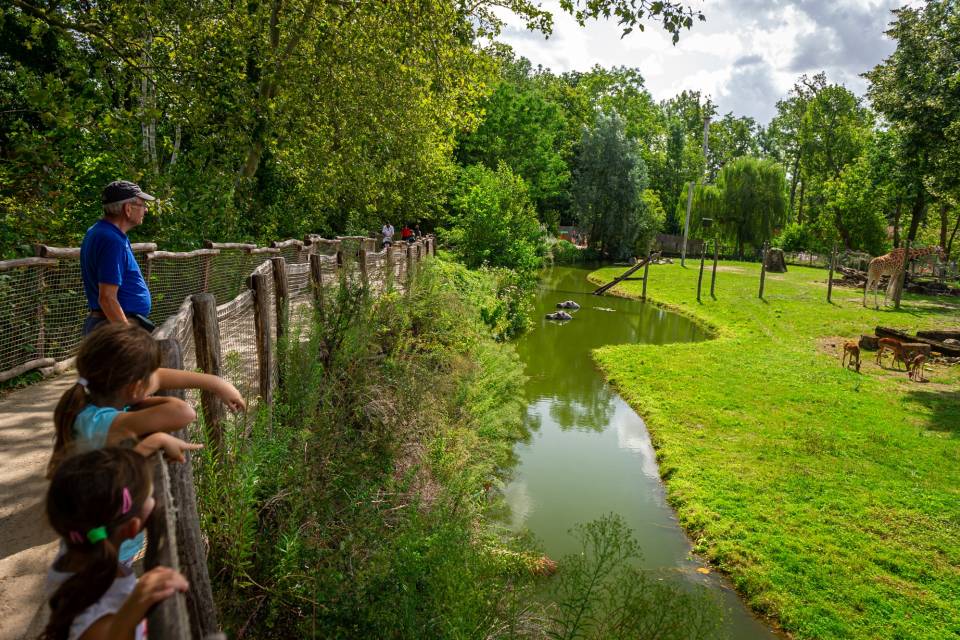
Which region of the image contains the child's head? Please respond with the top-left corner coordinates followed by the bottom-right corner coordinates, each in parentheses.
top-left (44, 447), bottom-right (154, 640)
top-left (50, 324), bottom-right (160, 472)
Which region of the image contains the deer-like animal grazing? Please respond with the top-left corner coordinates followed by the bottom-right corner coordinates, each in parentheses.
top-left (908, 354), bottom-right (927, 382)
top-left (841, 341), bottom-right (861, 372)
top-left (876, 337), bottom-right (906, 369)
top-left (863, 245), bottom-right (944, 308)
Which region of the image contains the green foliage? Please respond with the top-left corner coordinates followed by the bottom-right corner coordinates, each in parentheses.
top-left (198, 260), bottom-right (537, 637)
top-left (442, 163), bottom-right (545, 274)
top-left (715, 157), bottom-right (787, 256)
top-left (572, 112), bottom-right (655, 260)
top-left (773, 222), bottom-right (821, 253)
top-left (547, 514), bottom-right (723, 640)
top-left (820, 156), bottom-right (890, 255)
top-left (456, 59), bottom-right (571, 226)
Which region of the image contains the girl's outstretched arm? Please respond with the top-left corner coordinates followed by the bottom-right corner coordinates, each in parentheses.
top-left (135, 433), bottom-right (203, 463)
top-left (154, 369), bottom-right (246, 411)
top-left (111, 396), bottom-right (196, 437)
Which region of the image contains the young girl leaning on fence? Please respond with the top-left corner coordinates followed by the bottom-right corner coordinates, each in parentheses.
top-left (43, 447), bottom-right (188, 640)
top-left (47, 323), bottom-right (246, 565)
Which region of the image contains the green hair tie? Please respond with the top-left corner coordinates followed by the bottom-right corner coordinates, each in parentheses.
top-left (86, 526), bottom-right (108, 544)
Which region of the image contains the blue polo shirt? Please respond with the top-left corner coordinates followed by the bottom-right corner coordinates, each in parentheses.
top-left (80, 220), bottom-right (151, 316)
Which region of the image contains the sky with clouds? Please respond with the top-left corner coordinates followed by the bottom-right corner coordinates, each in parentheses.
top-left (494, 0), bottom-right (911, 125)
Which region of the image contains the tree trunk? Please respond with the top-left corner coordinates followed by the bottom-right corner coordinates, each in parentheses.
top-left (947, 208), bottom-right (960, 260)
top-left (892, 199), bottom-right (902, 248)
top-left (797, 180), bottom-right (806, 225)
top-left (788, 153), bottom-right (800, 223)
top-left (939, 201), bottom-right (948, 250)
top-left (906, 188), bottom-right (926, 243)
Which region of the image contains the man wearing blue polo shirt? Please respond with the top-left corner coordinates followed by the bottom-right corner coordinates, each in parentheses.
top-left (80, 181), bottom-right (155, 335)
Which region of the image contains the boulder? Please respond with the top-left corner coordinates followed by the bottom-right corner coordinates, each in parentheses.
top-left (764, 248), bottom-right (788, 273)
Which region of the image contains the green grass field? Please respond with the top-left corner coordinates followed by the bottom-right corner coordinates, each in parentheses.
top-left (587, 261), bottom-right (960, 640)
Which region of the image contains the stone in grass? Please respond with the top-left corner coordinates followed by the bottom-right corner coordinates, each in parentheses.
top-left (764, 248), bottom-right (788, 273)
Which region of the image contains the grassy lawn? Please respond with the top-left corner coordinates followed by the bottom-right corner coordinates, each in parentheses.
top-left (587, 261), bottom-right (960, 640)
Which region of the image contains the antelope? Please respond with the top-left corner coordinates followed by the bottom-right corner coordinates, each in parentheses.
top-left (841, 341), bottom-right (861, 372)
top-left (908, 354), bottom-right (927, 382)
top-left (876, 337), bottom-right (905, 369)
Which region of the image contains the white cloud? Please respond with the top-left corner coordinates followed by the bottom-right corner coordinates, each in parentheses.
top-left (493, 0), bottom-right (901, 124)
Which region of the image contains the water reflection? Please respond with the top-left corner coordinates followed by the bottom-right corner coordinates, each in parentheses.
top-left (505, 265), bottom-right (778, 640)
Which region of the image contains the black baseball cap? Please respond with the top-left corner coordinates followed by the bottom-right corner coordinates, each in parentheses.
top-left (102, 180), bottom-right (156, 205)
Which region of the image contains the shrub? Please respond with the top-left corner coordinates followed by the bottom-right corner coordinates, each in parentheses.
top-left (441, 162), bottom-right (546, 274)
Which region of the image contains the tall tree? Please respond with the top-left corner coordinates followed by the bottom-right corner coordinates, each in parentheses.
top-left (571, 112), bottom-right (653, 260)
top-left (715, 157), bottom-right (786, 257)
top-left (866, 1), bottom-right (960, 244)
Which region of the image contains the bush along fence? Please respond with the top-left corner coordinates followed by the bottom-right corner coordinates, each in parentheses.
top-left (1, 233), bottom-right (434, 639)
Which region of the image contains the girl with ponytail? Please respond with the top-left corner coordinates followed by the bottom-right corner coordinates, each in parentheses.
top-left (49, 323), bottom-right (246, 476)
top-left (49, 323), bottom-right (245, 565)
top-left (43, 448), bottom-right (188, 640)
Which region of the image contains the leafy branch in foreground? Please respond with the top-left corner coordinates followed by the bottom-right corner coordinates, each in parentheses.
top-left (548, 514), bottom-right (724, 640)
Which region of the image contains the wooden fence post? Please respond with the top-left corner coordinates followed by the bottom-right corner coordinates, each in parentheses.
top-left (249, 273), bottom-right (274, 407)
top-left (710, 238), bottom-right (719, 298)
top-left (827, 243), bottom-right (837, 303)
top-left (407, 243), bottom-right (416, 280)
top-left (641, 250), bottom-right (651, 301)
top-left (759, 242), bottom-right (768, 299)
top-left (271, 257), bottom-right (289, 339)
top-left (385, 244), bottom-right (394, 289)
top-left (190, 293), bottom-right (225, 451)
top-left (154, 338), bottom-right (220, 638)
top-left (145, 450), bottom-right (192, 639)
top-left (359, 248), bottom-right (368, 286)
top-left (309, 253), bottom-right (324, 310)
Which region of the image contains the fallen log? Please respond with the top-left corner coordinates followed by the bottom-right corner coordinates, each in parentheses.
top-left (917, 329), bottom-right (960, 342)
top-left (859, 335), bottom-right (880, 352)
top-left (874, 326), bottom-right (960, 357)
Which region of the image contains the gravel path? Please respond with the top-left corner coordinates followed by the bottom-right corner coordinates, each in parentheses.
top-left (0, 375), bottom-right (74, 640)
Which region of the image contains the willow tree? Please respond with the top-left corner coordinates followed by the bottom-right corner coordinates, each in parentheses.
top-left (716, 157), bottom-right (787, 257)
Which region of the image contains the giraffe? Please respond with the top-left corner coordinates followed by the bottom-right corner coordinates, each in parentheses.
top-left (863, 245), bottom-right (943, 308)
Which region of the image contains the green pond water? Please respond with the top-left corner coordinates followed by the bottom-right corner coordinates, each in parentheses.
top-left (504, 265), bottom-right (778, 639)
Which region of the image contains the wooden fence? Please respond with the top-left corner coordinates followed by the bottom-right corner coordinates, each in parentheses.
top-left (2, 233), bottom-right (434, 638)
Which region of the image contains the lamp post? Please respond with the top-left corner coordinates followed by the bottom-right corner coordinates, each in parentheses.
top-left (697, 218), bottom-right (712, 302)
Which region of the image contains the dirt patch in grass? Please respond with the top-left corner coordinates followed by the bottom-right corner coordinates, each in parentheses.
top-left (715, 265), bottom-right (745, 273)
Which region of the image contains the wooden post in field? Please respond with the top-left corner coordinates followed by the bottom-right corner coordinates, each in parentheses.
top-left (271, 257), bottom-right (289, 339)
top-left (249, 273), bottom-right (274, 407)
top-left (200, 252), bottom-right (213, 293)
top-left (407, 243), bottom-right (416, 280)
top-left (697, 240), bottom-right (707, 302)
top-left (153, 338), bottom-right (220, 638)
top-left (758, 242), bottom-right (768, 299)
top-left (827, 243), bottom-right (837, 303)
top-left (710, 238), bottom-right (719, 298)
top-left (309, 253), bottom-right (324, 309)
top-left (190, 293), bottom-right (225, 451)
top-left (641, 250), bottom-right (651, 301)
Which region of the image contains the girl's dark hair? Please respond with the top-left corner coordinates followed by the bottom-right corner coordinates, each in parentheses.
top-left (42, 447), bottom-right (153, 640)
top-left (49, 324), bottom-right (160, 476)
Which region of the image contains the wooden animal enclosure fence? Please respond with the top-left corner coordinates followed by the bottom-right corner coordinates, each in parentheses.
top-left (0, 234), bottom-right (435, 639)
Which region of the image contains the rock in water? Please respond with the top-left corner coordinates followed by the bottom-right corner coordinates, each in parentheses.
top-left (764, 248), bottom-right (788, 273)
top-left (557, 300), bottom-right (580, 310)
top-left (546, 311), bottom-right (573, 321)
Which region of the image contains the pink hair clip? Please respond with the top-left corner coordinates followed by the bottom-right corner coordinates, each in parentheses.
top-left (69, 531), bottom-right (84, 544)
top-left (121, 487), bottom-right (133, 515)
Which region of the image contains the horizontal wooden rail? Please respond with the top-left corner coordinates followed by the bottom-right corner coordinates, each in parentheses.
top-left (148, 249), bottom-right (220, 260)
top-left (0, 257), bottom-right (57, 270)
top-left (203, 241), bottom-right (257, 250)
